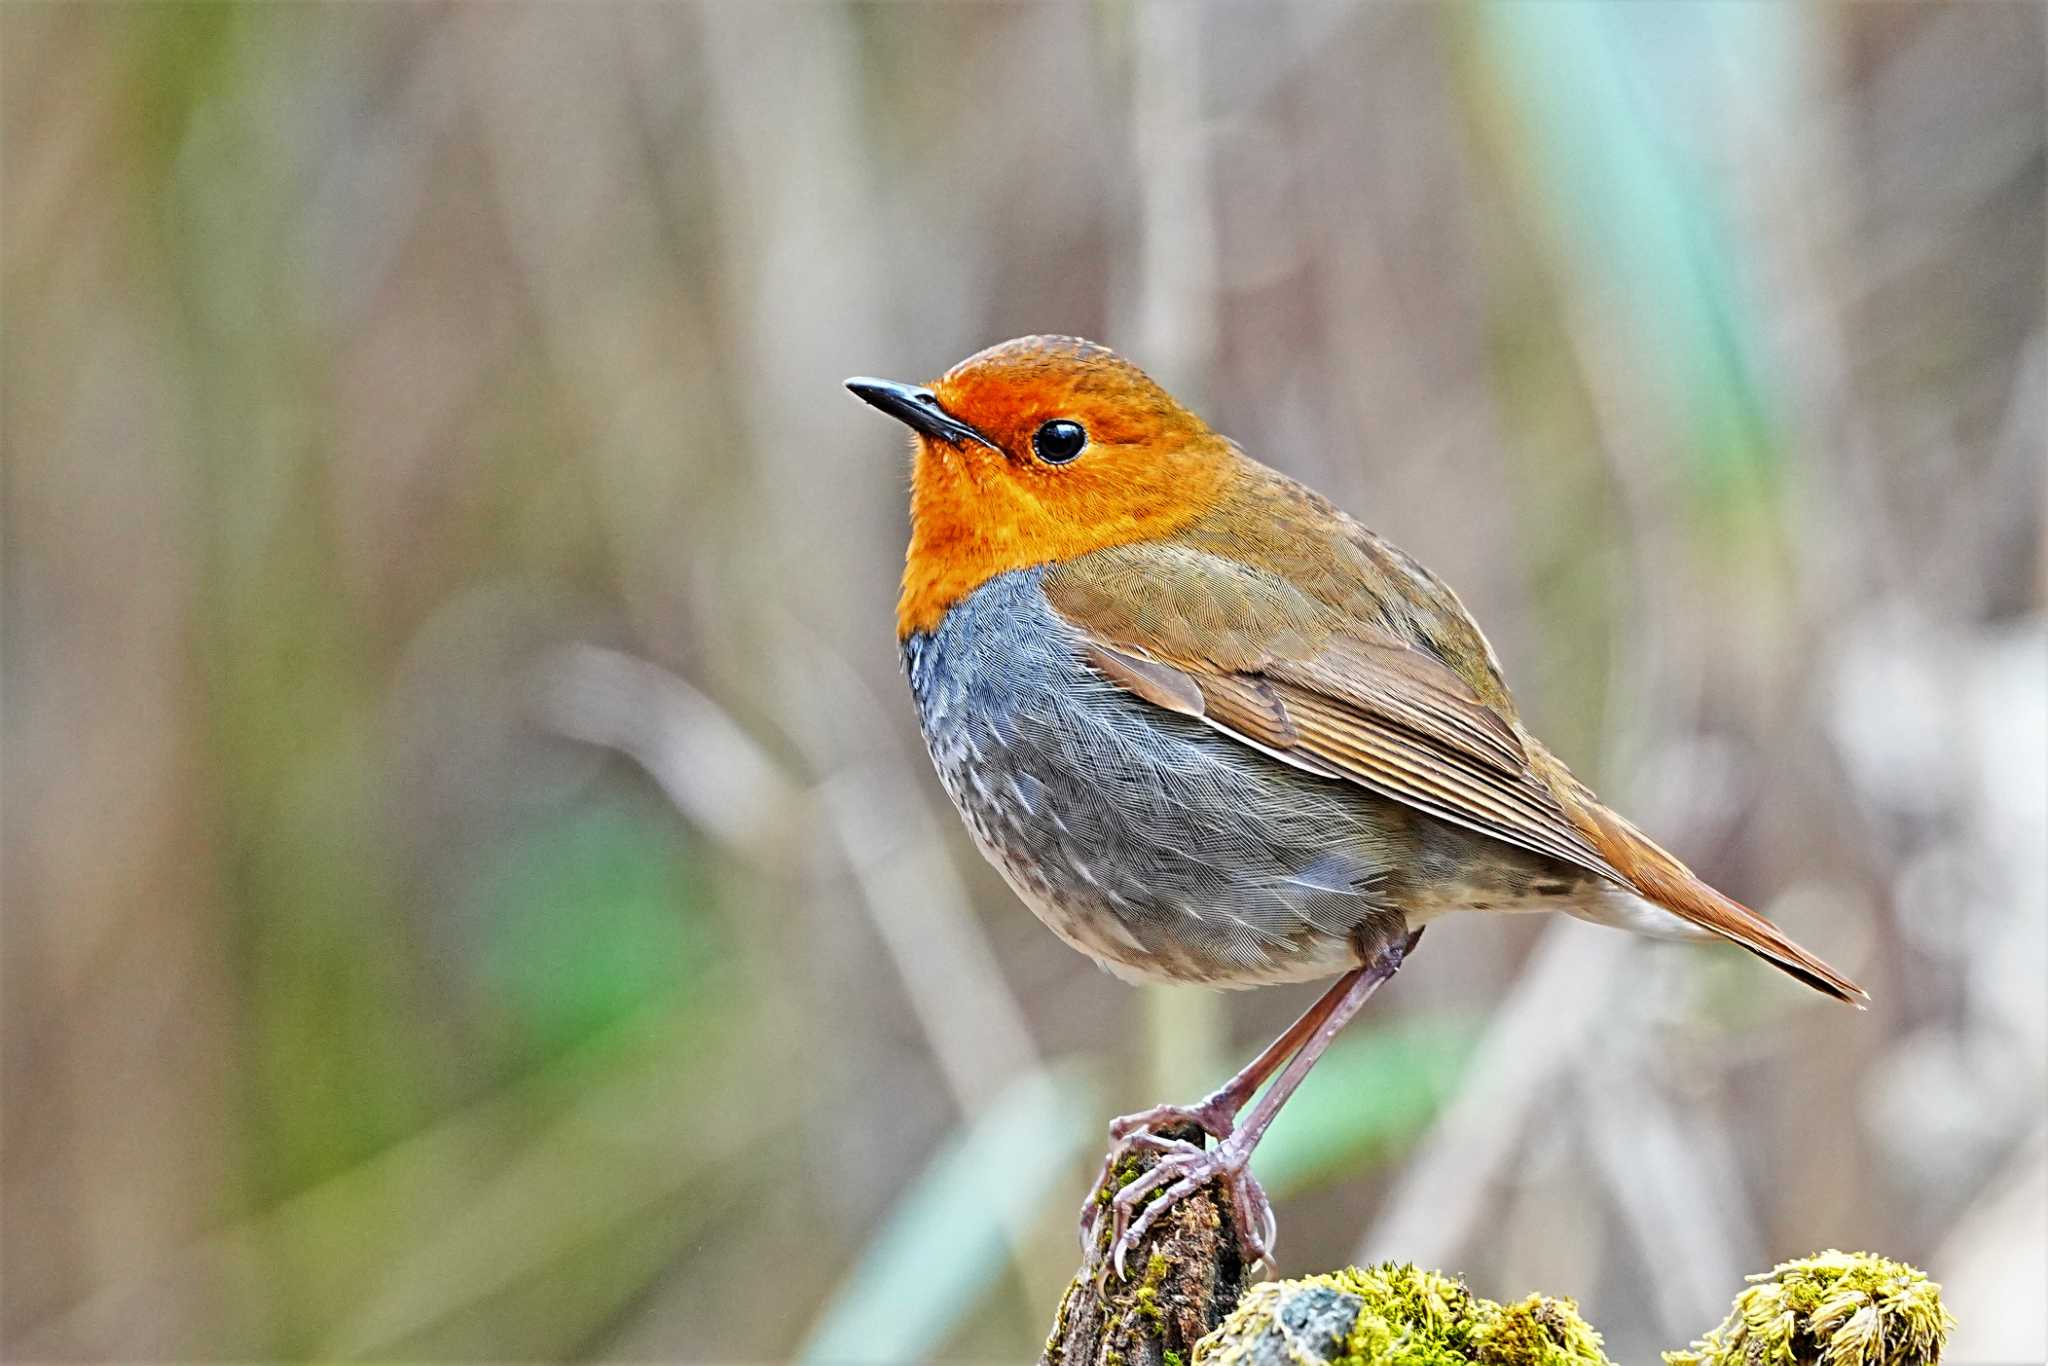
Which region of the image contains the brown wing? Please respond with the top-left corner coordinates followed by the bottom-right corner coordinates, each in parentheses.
top-left (1048, 539), bottom-right (1868, 1004)
top-left (1046, 543), bottom-right (1629, 887)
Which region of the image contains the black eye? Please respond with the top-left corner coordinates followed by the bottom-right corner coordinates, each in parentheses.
top-left (1032, 419), bottom-right (1087, 464)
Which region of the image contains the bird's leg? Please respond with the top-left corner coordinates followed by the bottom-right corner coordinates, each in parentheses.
top-left (1077, 964), bottom-right (1366, 1246)
top-left (1117, 966), bottom-right (1363, 1138)
top-left (1096, 928), bottom-right (1423, 1278)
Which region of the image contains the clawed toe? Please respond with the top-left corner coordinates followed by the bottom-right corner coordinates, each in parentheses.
top-left (1106, 1098), bottom-right (1234, 1144)
top-left (1084, 1136), bottom-right (1273, 1281)
top-left (1231, 1171), bottom-right (1277, 1269)
top-left (1077, 1102), bottom-right (1235, 1249)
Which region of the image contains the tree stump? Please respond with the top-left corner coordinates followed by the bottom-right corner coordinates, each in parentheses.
top-left (1040, 1127), bottom-right (1253, 1366)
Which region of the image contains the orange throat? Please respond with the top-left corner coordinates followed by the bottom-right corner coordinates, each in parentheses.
top-left (896, 437), bottom-right (1229, 638)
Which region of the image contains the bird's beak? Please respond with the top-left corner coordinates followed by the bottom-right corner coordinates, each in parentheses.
top-left (844, 377), bottom-right (999, 451)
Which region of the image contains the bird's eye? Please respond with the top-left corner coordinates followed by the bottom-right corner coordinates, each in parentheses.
top-left (1032, 419), bottom-right (1087, 464)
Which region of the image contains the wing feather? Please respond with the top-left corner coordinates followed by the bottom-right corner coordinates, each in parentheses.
top-left (1270, 683), bottom-right (1618, 878)
top-left (1049, 551), bottom-right (1628, 887)
top-left (1040, 514), bottom-right (1864, 1004)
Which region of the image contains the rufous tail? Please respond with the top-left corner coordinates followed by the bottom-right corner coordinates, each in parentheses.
top-left (1569, 792), bottom-right (1868, 1006)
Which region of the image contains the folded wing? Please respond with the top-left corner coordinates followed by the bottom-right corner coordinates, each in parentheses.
top-left (1049, 545), bottom-right (1628, 888)
top-left (1047, 541), bottom-right (1867, 1004)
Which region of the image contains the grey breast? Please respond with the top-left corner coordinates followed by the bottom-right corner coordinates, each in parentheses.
top-left (901, 567), bottom-right (1414, 987)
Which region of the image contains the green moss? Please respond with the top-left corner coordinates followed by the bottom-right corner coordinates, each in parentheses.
top-left (1133, 1252), bottom-right (1171, 1332)
top-left (1165, 1352), bottom-right (1187, 1366)
top-left (1195, 1263), bottom-right (1608, 1366)
top-left (1473, 1294), bottom-right (1612, 1366)
top-left (1098, 1153), bottom-right (1145, 1205)
top-left (1332, 1264), bottom-right (1475, 1366)
top-left (1191, 1251), bottom-right (1947, 1366)
top-left (1087, 1156), bottom-right (1142, 1259)
top-left (1662, 1250), bottom-right (1953, 1366)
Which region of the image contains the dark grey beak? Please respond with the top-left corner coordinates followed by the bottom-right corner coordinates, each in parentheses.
top-left (844, 377), bottom-right (998, 450)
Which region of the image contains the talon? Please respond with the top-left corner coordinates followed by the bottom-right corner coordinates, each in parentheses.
top-left (1230, 1173), bottom-right (1278, 1269)
top-left (1106, 1151), bottom-right (1187, 1251)
top-left (1077, 1099), bottom-right (1237, 1251)
top-left (1107, 1097), bottom-right (1234, 1144)
top-left (1077, 1074), bottom-right (1300, 1273)
top-left (1085, 1135), bottom-right (1270, 1279)
top-left (1118, 1171), bottom-right (1197, 1252)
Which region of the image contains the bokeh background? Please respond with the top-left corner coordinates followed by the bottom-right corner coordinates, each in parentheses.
top-left (4, 3), bottom-right (2044, 1362)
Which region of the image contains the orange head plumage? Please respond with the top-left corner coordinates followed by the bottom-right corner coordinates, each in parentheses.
top-left (848, 336), bottom-right (1238, 637)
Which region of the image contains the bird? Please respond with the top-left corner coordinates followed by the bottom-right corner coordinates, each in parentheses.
top-left (844, 335), bottom-right (1865, 1277)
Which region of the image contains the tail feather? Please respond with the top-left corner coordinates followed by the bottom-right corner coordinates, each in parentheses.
top-left (1570, 794), bottom-right (1869, 1006)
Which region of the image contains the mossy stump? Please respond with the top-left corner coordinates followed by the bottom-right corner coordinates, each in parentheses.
top-left (1039, 1135), bottom-right (1953, 1366)
top-left (1041, 1126), bottom-right (1252, 1366)
top-left (1194, 1265), bottom-right (1610, 1366)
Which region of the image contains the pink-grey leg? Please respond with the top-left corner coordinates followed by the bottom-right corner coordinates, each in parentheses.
top-left (1077, 959), bottom-right (1368, 1247)
top-left (1087, 928), bottom-right (1423, 1279)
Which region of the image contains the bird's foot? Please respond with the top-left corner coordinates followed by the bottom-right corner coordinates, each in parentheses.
top-left (1077, 1097), bottom-right (1238, 1248)
top-left (1087, 1130), bottom-right (1274, 1282)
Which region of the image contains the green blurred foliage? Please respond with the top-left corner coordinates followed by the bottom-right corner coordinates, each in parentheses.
top-left (471, 801), bottom-right (712, 1057)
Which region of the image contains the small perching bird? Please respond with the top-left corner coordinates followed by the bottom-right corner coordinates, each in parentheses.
top-left (847, 336), bottom-right (1864, 1276)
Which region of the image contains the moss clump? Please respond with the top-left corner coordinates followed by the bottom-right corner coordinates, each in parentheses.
top-left (1662, 1250), bottom-right (1953, 1366)
top-left (1099, 1153), bottom-right (1145, 1205)
top-left (1471, 1294), bottom-right (1613, 1366)
top-left (1135, 1252), bottom-right (1171, 1332)
top-left (1332, 1264), bottom-right (1477, 1366)
top-left (1085, 1153), bottom-right (1148, 1263)
top-left (1194, 1262), bottom-right (1609, 1366)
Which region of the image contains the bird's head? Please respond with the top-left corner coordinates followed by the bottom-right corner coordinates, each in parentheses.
top-left (847, 336), bottom-right (1237, 637)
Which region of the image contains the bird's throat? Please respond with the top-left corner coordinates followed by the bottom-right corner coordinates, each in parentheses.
top-left (896, 437), bottom-right (1230, 637)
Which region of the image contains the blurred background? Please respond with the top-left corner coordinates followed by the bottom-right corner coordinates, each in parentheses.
top-left (4, 3), bottom-right (2043, 1362)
